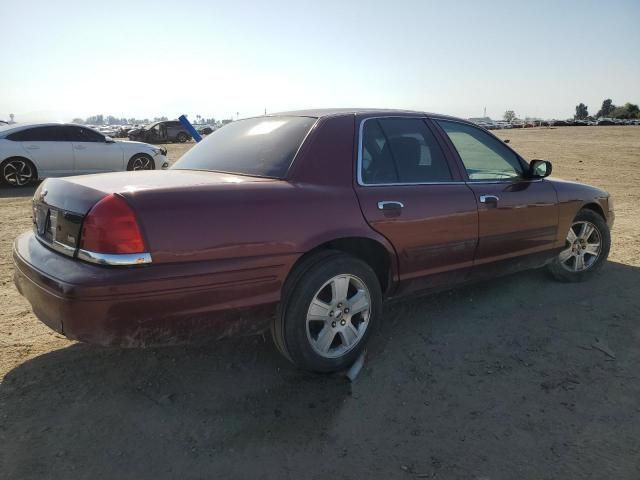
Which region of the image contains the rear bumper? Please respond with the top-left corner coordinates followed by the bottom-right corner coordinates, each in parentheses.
top-left (13, 232), bottom-right (295, 347)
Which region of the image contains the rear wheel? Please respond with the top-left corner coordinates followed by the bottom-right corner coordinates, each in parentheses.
top-left (272, 251), bottom-right (382, 372)
top-left (548, 209), bottom-right (610, 282)
top-left (1, 158), bottom-right (36, 187)
top-left (127, 154), bottom-right (154, 171)
top-left (176, 132), bottom-right (189, 143)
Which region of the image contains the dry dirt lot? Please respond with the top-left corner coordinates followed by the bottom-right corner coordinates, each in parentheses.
top-left (1, 127), bottom-right (639, 479)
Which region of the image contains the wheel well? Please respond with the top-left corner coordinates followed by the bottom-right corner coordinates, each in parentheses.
top-left (300, 237), bottom-right (392, 294)
top-left (2, 156), bottom-right (38, 179)
top-left (581, 202), bottom-right (606, 219)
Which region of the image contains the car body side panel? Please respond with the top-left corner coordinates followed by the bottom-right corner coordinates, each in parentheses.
top-left (19, 141), bottom-right (75, 177)
top-left (547, 177), bottom-right (612, 241)
top-left (71, 141), bottom-right (124, 173)
top-left (466, 179), bottom-right (559, 264)
top-left (0, 140), bottom-right (37, 171)
top-left (355, 184), bottom-right (478, 294)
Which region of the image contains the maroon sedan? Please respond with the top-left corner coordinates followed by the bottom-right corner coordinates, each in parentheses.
top-left (13, 109), bottom-right (614, 372)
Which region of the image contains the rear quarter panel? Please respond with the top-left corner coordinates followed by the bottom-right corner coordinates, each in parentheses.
top-left (122, 114), bottom-right (397, 301)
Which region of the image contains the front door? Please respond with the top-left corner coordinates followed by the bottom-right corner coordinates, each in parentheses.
top-left (434, 120), bottom-right (559, 278)
top-left (354, 116), bottom-right (478, 295)
top-left (65, 126), bottom-right (124, 173)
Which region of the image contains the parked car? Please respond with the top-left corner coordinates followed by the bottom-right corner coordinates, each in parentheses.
top-left (13, 109), bottom-right (613, 372)
top-left (596, 119), bottom-right (615, 126)
top-left (0, 123), bottom-right (168, 186)
top-left (96, 126), bottom-right (118, 137)
top-left (128, 120), bottom-right (192, 143)
top-left (197, 125), bottom-right (214, 135)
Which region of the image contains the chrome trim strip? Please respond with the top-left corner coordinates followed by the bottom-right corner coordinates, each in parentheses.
top-left (77, 249), bottom-right (152, 266)
top-left (52, 240), bottom-right (77, 254)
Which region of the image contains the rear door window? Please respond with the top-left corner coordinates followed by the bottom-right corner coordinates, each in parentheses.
top-left (7, 126), bottom-right (67, 142)
top-left (360, 117), bottom-right (452, 184)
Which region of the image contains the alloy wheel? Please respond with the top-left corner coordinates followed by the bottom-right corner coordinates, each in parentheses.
top-left (3, 160), bottom-right (33, 186)
top-left (131, 156), bottom-right (152, 170)
top-left (558, 220), bottom-right (602, 272)
top-left (306, 274), bottom-right (371, 359)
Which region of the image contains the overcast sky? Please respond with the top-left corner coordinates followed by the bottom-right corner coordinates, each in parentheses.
top-left (1, 0), bottom-right (638, 123)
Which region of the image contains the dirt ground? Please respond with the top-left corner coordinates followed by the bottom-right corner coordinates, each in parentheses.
top-left (1, 127), bottom-right (639, 479)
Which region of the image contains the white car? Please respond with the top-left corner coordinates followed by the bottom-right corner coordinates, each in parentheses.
top-left (0, 123), bottom-right (169, 187)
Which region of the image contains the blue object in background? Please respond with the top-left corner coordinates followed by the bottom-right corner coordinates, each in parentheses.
top-left (178, 115), bottom-right (203, 143)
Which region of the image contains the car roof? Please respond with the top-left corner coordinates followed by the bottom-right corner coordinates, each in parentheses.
top-left (0, 122), bottom-right (101, 138)
top-left (270, 108), bottom-right (468, 123)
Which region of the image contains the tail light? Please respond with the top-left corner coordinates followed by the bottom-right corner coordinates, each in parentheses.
top-left (78, 194), bottom-right (151, 265)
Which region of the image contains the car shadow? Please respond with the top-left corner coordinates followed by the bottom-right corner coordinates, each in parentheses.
top-left (0, 183), bottom-right (39, 199)
top-left (2, 261), bottom-right (640, 479)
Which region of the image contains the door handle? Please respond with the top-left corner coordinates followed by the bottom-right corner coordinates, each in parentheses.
top-left (378, 201), bottom-right (404, 210)
top-left (25, 145), bottom-right (40, 150)
top-left (479, 195), bottom-right (499, 204)
top-left (74, 145), bottom-right (86, 150)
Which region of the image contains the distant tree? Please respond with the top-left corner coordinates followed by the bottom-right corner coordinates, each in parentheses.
top-left (71, 117), bottom-right (84, 124)
top-left (85, 114), bottom-right (104, 125)
top-left (623, 102), bottom-right (640, 119)
top-left (596, 99), bottom-right (615, 118)
top-left (503, 110), bottom-right (516, 122)
top-left (610, 106), bottom-right (628, 119)
top-left (574, 103), bottom-right (589, 120)
top-left (610, 103), bottom-right (640, 119)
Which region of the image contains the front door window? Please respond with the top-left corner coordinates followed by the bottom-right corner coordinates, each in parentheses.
top-left (437, 120), bottom-right (524, 181)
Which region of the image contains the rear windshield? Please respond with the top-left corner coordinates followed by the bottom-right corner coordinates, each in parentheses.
top-left (171, 116), bottom-right (316, 178)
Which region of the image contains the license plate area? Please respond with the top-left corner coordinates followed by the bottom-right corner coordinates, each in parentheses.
top-left (32, 201), bottom-right (82, 257)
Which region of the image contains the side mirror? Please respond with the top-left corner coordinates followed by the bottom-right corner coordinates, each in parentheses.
top-left (504, 139), bottom-right (510, 144)
top-left (105, 136), bottom-right (115, 143)
top-left (529, 159), bottom-right (552, 178)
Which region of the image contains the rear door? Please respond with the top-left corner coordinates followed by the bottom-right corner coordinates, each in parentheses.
top-left (354, 116), bottom-right (478, 295)
top-left (10, 126), bottom-right (74, 177)
top-left (434, 119), bottom-right (559, 278)
top-left (65, 126), bottom-right (124, 173)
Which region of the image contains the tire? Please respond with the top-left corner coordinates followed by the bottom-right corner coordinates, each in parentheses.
top-left (176, 132), bottom-right (189, 143)
top-left (272, 250), bottom-right (382, 372)
top-left (1, 157), bottom-right (37, 187)
top-left (548, 209), bottom-right (610, 282)
top-left (126, 154), bottom-right (155, 171)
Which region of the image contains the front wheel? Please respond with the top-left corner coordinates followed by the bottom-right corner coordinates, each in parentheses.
top-left (176, 132), bottom-right (189, 143)
top-left (548, 209), bottom-right (610, 282)
top-left (127, 154), bottom-right (154, 171)
top-left (1, 158), bottom-right (36, 187)
top-left (273, 252), bottom-right (382, 372)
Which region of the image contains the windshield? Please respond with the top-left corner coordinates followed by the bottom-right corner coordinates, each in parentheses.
top-left (143, 122), bottom-right (160, 131)
top-left (171, 116), bottom-right (317, 178)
